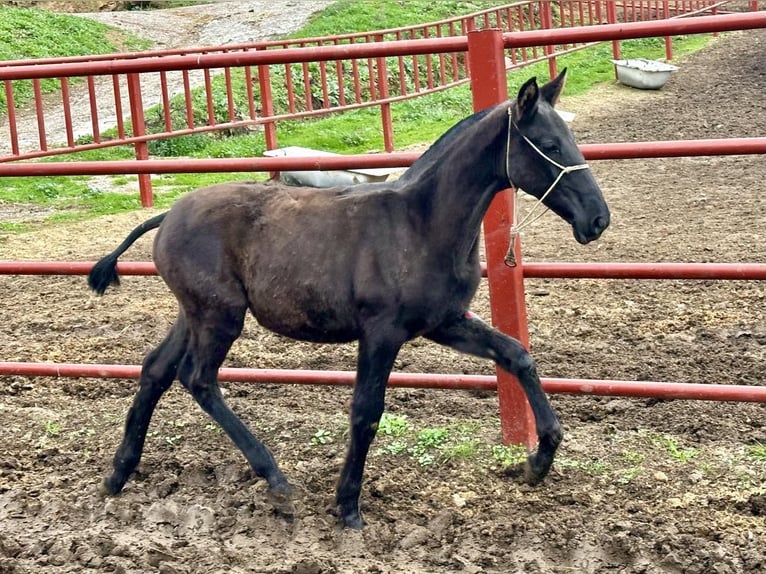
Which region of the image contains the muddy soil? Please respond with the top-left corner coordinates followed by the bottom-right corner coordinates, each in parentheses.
top-left (1, 28), bottom-right (766, 574)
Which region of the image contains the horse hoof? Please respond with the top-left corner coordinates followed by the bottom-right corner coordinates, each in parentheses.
top-left (503, 455), bottom-right (547, 486)
top-left (523, 454), bottom-right (550, 486)
top-left (101, 476), bottom-right (123, 496)
top-left (267, 483), bottom-right (295, 518)
top-left (341, 512), bottom-right (365, 530)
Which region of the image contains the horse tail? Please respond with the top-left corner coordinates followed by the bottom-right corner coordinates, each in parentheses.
top-left (88, 212), bottom-right (168, 295)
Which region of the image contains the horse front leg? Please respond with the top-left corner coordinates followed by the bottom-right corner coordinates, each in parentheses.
top-left (426, 313), bottom-right (562, 485)
top-left (336, 330), bottom-right (403, 529)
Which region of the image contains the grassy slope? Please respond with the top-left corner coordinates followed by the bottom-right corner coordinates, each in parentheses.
top-left (0, 6), bottom-right (148, 112)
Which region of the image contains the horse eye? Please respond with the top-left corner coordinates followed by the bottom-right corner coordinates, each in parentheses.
top-left (543, 143), bottom-right (561, 155)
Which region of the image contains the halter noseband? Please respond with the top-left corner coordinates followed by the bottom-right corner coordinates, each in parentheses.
top-left (504, 107), bottom-right (590, 267)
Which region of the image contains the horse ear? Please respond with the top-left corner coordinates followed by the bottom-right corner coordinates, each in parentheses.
top-left (540, 67), bottom-right (568, 107)
top-left (515, 76), bottom-right (540, 123)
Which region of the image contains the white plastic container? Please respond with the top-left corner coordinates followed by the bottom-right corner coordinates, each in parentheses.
top-left (610, 58), bottom-right (679, 90)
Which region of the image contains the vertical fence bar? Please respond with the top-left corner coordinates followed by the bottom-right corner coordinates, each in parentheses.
top-left (375, 34), bottom-right (394, 152)
top-left (319, 61), bottom-right (329, 108)
top-left (284, 63), bottom-right (296, 114)
top-left (159, 72), bottom-right (172, 132)
top-left (542, 1), bottom-right (558, 79)
top-left (395, 32), bottom-right (408, 95)
top-left (86, 76), bottom-right (100, 144)
top-left (608, 1), bottom-right (622, 68)
top-left (182, 70), bottom-right (194, 129)
top-left (245, 65), bottom-right (256, 119)
top-left (663, 0), bottom-right (673, 59)
top-left (60, 78), bottom-right (74, 147)
top-left (204, 68), bottom-right (216, 125)
top-left (423, 28), bottom-right (435, 89)
top-left (224, 66), bottom-right (235, 121)
top-left (4, 80), bottom-right (19, 155)
top-left (467, 29), bottom-right (536, 448)
top-left (335, 40), bottom-right (347, 106)
top-left (302, 59), bottom-right (313, 111)
top-left (32, 79), bottom-right (47, 151)
top-left (112, 75), bottom-right (125, 140)
top-left (126, 73), bottom-right (153, 208)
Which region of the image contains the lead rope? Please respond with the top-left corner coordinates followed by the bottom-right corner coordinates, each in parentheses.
top-left (503, 108), bottom-right (590, 267)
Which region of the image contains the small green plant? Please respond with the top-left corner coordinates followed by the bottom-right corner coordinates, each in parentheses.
top-left (649, 433), bottom-right (699, 463)
top-left (491, 444), bottom-right (528, 467)
top-left (622, 450), bottom-right (645, 465)
top-left (43, 420), bottom-right (62, 437)
top-left (310, 429), bottom-right (333, 446)
top-left (746, 442), bottom-right (766, 461)
top-left (164, 434), bottom-right (183, 446)
top-left (378, 413), bottom-right (411, 437)
top-left (416, 428), bottom-right (450, 449)
top-left (408, 428), bottom-right (450, 466)
top-left (616, 466), bottom-right (642, 484)
top-left (376, 440), bottom-right (408, 456)
top-left (443, 439), bottom-right (480, 462)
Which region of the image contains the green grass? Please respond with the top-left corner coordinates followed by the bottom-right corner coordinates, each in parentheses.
top-left (0, 6), bottom-right (149, 114)
top-left (294, 0), bottom-right (506, 38)
top-left (0, 1), bottom-right (715, 231)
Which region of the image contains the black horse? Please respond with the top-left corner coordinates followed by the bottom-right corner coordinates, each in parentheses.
top-left (88, 69), bottom-right (609, 529)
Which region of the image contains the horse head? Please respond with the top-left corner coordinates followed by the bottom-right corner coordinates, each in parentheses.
top-left (508, 68), bottom-right (610, 244)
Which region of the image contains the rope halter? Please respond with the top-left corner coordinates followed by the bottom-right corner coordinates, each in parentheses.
top-left (503, 107), bottom-right (590, 267)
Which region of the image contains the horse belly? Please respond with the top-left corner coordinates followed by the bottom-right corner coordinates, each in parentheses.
top-left (248, 281), bottom-right (360, 344)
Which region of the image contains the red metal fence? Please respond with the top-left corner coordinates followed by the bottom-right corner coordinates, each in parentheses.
top-left (0, 0), bottom-right (726, 206)
top-left (1, 10), bottom-right (766, 446)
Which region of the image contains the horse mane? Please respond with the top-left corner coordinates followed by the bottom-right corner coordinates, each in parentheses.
top-left (397, 103), bottom-right (501, 183)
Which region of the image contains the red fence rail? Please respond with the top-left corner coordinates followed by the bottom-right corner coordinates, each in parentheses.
top-left (0, 0), bottom-right (727, 206)
top-left (2, 11), bottom-right (766, 446)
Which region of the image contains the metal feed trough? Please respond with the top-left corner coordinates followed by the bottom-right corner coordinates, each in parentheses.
top-left (611, 58), bottom-right (679, 90)
top-left (263, 146), bottom-right (400, 188)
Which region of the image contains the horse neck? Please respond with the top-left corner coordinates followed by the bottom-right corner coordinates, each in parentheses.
top-left (401, 104), bottom-right (509, 260)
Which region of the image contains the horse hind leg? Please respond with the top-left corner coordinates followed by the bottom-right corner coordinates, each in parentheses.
top-left (103, 314), bottom-right (189, 494)
top-left (179, 306), bottom-right (293, 516)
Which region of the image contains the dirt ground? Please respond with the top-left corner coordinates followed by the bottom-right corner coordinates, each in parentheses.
top-left (1, 27), bottom-right (766, 574)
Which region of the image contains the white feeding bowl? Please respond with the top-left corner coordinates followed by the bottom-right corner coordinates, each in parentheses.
top-left (263, 146), bottom-right (399, 188)
top-left (611, 58), bottom-right (679, 90)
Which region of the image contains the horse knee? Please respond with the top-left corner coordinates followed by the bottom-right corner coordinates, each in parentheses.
top-left (510, 348), bottom-right (538, 382)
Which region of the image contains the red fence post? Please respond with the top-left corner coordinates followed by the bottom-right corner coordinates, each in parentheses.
top-left (467, 29), bottom-right (536, 448)
top-left (126, 73), bottom-right (153, 207)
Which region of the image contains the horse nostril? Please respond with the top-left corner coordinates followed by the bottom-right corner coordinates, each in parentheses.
top-left (593, 214), bottom-right (610, 233)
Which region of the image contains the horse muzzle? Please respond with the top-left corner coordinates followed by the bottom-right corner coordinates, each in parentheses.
top-left (572, 211), bottom-right (610, 244)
